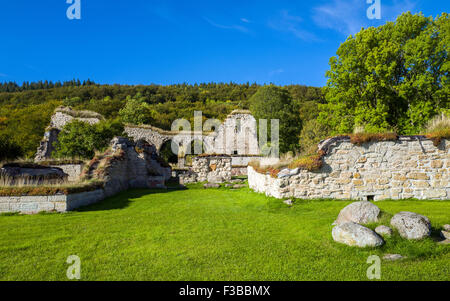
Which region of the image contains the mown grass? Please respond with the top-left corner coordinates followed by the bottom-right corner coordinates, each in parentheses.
top-left (0, 187), bottom-right (448, 281)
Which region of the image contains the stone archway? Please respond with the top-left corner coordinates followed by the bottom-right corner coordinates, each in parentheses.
top-left (159, 139), bottom-right (179, 165)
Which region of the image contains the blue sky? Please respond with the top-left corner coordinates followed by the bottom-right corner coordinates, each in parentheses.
top-left (0, 0), bottom-right (448, 87)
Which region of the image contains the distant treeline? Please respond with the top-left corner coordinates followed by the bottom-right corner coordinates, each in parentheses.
top-left (0, 79), bottom-right (97, 93)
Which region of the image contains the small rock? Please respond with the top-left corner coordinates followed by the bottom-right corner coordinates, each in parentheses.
top-left (203, 183), bottom-right (220, 189)
top-left (277, 169), bottom-right (291, 178)
top-left (443, 224), bottom-right (450, 232)
top-left (334, 201), bottom-right (381, 225)
top-left (438, 239), bottom-right (450, 245)
top-left (390, 212), bottom-right (431, 240)
top-left (231, 179), bottom-right (245, 184)
top-left (289, 168), bottom-right (300, 176)
top-left (375, 225), bottom-right (393, 237)
top-left (283, 199), bottom-right (293, 206)
top-left (232, 184), bottom-right (247, 189)
top-left (225, 184), bottom-right (234, 188)
top-left (207, 175), bottom-right (223, 184)
top-left (332, 222), bottom-right (384, 248)
top-left (383, 254), bottom-right (405, 261)
top-left (440, 230), bottom-right (450, 240)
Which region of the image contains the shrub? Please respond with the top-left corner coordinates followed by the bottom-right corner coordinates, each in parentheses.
top-left (288, 151), bottom-right (324, 171)
top-left (55, 119), bottom-right (124, 159)
top-left (425, 113), bottom-right (450, 133)
top-left (0, 133), bottom-right (23, 162)
top-left (426, 128), bottom-right (450, 147)
top-left (298, 119), bottom-right (330, 154)
top-left (348, 133), bottom-right (398, 145)
top-left (119, 96), bottom-right (154, 125)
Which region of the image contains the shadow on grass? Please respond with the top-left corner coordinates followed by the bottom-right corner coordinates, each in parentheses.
top-left (75, 185), bottom-right (187, 212)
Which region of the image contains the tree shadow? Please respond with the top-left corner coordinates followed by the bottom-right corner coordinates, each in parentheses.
top-left (75, 186), bottom-right (187, 212)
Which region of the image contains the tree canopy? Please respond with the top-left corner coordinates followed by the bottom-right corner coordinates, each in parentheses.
top-left (319, 12), bottom-right (449, 135)
top-left (55, 119), bottom-right (124, 159)
top-left (249, 85), bottom-right (302, 153)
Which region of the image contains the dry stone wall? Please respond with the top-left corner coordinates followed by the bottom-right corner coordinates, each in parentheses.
top-left (249, 137), bottom-right (449, 201)
top-left (0, 190), bottom-right (105, 214)
top-left (50, 164), bottom-right (84, 182)
top-left (179, 156), bottom-right (232, 184)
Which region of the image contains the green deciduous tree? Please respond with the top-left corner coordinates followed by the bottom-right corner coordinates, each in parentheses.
top-left (119, 96), bottom-right (154, 125)
top-left (55, 119), bottom-right (124, 159)
top-left (319, 12), bottom-right (449, 135)
top-left (249, 85), bottom-right (301, 153)
top-left (0, 133), bottom-right (23, 161)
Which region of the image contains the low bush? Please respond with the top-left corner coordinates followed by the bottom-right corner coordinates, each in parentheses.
top-left (288, 151), bottom-right (325, 171)
top-left (426, 128), bottom-right (450, 147)
top-left (348, 132), bottom-right (398, 145)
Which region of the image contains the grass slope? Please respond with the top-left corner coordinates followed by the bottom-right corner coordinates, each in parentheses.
top-left (0, 186), bottom-right (448, 281)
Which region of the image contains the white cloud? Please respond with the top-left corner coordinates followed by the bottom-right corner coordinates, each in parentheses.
top-left (269, 10), bottom-right (319, 41)
top-left (240, 18), bottom-right (251, 23)
top-left (312, 0), bottom-right (418, 36)
top-left (203, 17), bottom-right (250, 34)
top-left (269, 68), bottom-right (284, 77)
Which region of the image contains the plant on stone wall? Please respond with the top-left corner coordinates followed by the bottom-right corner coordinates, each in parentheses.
top-left (55, 119), bottom-right (124, 159)
top-left (288, 151), bottom-right (325, 171)
top-left (425, 112), bottom-right (450, 146)
top-left (348, 132), bottom-right (398, 146)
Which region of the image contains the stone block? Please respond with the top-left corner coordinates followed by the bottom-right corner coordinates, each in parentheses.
top-left (424, 190), bottom-right (447, 199)
top-left (353, 179), bottom-right (364, 186)
top-left (407, 173), bottom-right (429, 180)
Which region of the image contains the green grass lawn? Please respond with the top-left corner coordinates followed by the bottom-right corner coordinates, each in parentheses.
top-left (0, 185), bottom-right (449, 281)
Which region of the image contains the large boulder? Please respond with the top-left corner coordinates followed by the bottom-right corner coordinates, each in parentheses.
top-left (332, 222), bottom-right (384, 247)
top-left (334, 201), bottom-right (381, 225)
top-left (390, 212), bottom-right (431, 240)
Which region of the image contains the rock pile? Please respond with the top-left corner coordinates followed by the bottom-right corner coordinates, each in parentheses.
top-left (331, 201), bottom-right (435, 248)
top-left (332, 201), bottom-right (384, 248)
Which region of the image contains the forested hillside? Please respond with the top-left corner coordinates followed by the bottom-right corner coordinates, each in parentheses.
top-left (0, 82), bottom-right (323, 159)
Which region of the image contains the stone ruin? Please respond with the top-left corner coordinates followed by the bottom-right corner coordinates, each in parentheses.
top-left (178, 155), bottom-right (232, 184)
top-left (249, 135), bottom-right (449, 201)
top-left (34, 107), bottom-right (265, 185)
top-left (124, 110), bottom-right (261, 176)
top-left (35, 107), bottom-right (103, 162)
top-left (0, 163), bottom-right (68, 186)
